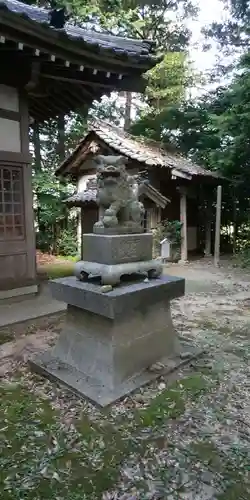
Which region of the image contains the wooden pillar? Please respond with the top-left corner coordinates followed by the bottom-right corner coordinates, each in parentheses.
top-left (180, 192), bottom-right (188, 262)
top-left (214, 185), bottom-right (222, 267)
top-left (204, 200), bottom-right (212, 257)
top-left (204, 221), bottom-right (212, 256)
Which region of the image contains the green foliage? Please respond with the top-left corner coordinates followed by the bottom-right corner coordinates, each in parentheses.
top-left (201, 0), bottom-right (250, 79)
top-left (67, 0), bottom-right (196, 49)
top-left (32, 115), bottom-right (86, 254)
top-left (56, 229), bottom-right (78, 256)
top-left (234, 247), bottom-right (250, 268)
top-left (145, 52), bottom-right (189, 108)
top-left (90, 94), bottom-right (125, 125)
top-left (154, 219), bottom-right (182, 246)
top-left (88, 1), bottom-right (198, 127)
top-left (33, 171), bottom-right (69, 224)
top-left (134, 47), bottom-right (250, 232)
top-left (33, 169), bottom-right (73, 254)
top-left (153, 219), bottom-right (182, 258)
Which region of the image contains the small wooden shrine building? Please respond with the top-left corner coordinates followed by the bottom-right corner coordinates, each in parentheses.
top-left (0, 0), bottom-right (157, 299)
top-left (56, 120), bottom-right (222, 262)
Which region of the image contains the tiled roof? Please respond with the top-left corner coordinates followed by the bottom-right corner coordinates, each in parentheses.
top-left (0, 0), bottom-right (155, 61)
top-left (66, 190), bottom-right (96, 206)
top-left (89, 121), bottom-right (219, 179)
top-left (66, 178), bottom-right (97, 206)
top-left (65, 178), bottom-right (169, 208)
top-left (57, 120), bottom-right (220, 180)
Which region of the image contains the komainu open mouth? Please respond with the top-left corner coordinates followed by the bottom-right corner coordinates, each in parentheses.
top-left (101, 168), bottom-right (121, 178)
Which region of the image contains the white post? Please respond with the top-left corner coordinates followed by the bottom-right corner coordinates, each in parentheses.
top-left (180, 192), bottom-right (188, 262)
top-left (214, 185), bottom-right (222, 267)
top-left (77, 208), bottom-right (82, 257)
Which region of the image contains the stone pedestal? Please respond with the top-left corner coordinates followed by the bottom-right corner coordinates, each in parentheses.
top-left (30, 275), bottom-right (185, 406)
top-left (75, 232), bottom-right (163, 286)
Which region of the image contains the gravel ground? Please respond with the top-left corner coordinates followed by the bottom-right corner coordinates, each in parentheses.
top-left (0, 260), bottom-right (250, 500)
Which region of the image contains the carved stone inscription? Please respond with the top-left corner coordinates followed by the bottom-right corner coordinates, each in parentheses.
top-left (111, 236), bottom-right (147, 263)
top-left (83, 233), bottom-right (153, 265)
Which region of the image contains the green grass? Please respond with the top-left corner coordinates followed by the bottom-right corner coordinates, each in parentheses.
top-left (0, 383), bottom-right (129, 500)
top-left (0, 371), bottom-right (249, 499)
top-left (37, 262), bottom-right (75, 280)
top-left (189, 439), bottom-right (250, 499)
top-left (132, 374), bottom-right (210, 431)
top-left (0, 331), bottom-right (14, 345)
top-left (57, 255), bottom-right (80, 263)
top-left (0, 374), bottom-right (212, 500)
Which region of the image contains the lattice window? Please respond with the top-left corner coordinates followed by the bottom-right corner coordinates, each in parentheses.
top-left (0, 166), bottom-right (24, 240)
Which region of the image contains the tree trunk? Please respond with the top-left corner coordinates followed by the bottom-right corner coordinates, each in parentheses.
top-left (33, 121), bottom-right (41, 172)
top-left (57, 113), bottom-right (65, 163)
top-left (57, 113), bottom-right (69, 231)
top-left (124, 92), bottom-right (132, 131)
top-left (33, 121), bottom-right (42, 236)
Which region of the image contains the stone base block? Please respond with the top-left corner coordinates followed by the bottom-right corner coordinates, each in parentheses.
top-left (83, 233), bottom-right (153, 265)
top-left (30, 275), bottom-right (185, 406)
top-left (30, 345), bottom-right (199, 407)
top-left (74, 259), bottom-right (163, 286)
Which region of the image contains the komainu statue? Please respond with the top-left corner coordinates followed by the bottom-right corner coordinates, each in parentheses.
top-left (93, 155), bottom-right (144, 233)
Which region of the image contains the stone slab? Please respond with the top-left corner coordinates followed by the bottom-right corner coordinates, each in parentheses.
top-left (30, 344), bottom-right (202, 407)
top-left (0, 284), bottom-right (38, 301)
top-left (49, 275), bottom-right (185, 319)
top-left (83, 233), bottom-right (153, 265)
top-left (0, 283), bottom-right (66, 328)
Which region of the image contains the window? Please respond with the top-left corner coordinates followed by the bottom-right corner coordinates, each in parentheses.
top-left (0, 166), bottom-right (24, 240)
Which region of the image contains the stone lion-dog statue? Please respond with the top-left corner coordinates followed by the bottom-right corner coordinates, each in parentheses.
top-left (93, 155), bottom-right (145, 232)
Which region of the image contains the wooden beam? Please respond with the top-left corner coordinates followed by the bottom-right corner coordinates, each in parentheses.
top-left (29, 97), bottom-right (48, 122)
top-left (60, 84), bottom-right (94, 108)
top-left (172, 169), bottom-right (192, 181)
top-left (54, 84), bottom-right (82, 110)
top-left (49, 84), bottom-right (93, 118)
top-left (29, 91), bottom-right (71, 122)
top-left (214, 185), bottom-right (222, 267)
top-left (180, 192), bottom-right (188, 262)
top-left (25, 60), bottom-right (40, 91)
top-left (67, 84), bottom-right (95, 103)
top-left (42, 72), bottom-right (142, 92)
